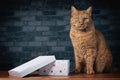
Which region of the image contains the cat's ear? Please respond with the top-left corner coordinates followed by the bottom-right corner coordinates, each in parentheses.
top-left (86, 6), bottom-right (92, 16)
top-left (71, 6), bottom-right (78, 16)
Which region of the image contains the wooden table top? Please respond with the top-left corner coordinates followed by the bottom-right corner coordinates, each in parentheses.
top-left (0, 71), bottom-right (120, 80)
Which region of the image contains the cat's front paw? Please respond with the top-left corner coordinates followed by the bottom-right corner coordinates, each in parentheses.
top-left (71, 68), bottom-right (80, 74)
top-left (86, 69), bottom-right (95, 75)
top-left (74, 68), bottom-right (81, 74)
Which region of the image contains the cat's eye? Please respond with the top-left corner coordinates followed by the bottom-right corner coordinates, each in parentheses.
top-left (83, 18), bottom-right (88, 20)
top-left (83, 18), bottom-right (88, 22)
top-left (74, 18), bottom-right (79, 21)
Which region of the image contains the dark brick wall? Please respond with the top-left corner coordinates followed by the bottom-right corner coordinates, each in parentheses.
top-left (0, 0), bottom-right (120, 71)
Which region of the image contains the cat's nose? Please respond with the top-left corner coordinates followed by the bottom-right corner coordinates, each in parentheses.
top-left (79, 22), bottom-right (84, 25)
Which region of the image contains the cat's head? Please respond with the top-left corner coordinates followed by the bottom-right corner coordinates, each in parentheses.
top-left (70, 6), bottom-right (93, 31)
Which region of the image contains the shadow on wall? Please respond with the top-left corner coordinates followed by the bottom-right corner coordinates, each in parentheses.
top-left (0, 47), bottom-right (14, 70)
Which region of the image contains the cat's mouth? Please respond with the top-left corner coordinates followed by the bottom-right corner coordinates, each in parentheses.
top-left (78, 26), bottom-right (88, 31)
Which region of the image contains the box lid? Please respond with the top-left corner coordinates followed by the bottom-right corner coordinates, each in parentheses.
top-left (8, 55), bottom-right (56, 77)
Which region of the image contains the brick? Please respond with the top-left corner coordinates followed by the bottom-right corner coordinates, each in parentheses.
top-left (49, 36), bottom-right (70, 41)
top-left (4, 42), bottom-right (14, 46)
top-left (100, 19), bottom-right (110, 25)
top-left (49, 36), bottom-right (61, 41)
top-left (42, 10), bottom-right (56, 15)
top-left (35, 16), bottom-right (47, 21)
top-left (14, 21), bottom-right (27, 26)
top-left (9, 47), bottom-right (23, 52)
top-left (14, 42), bottom-right (28, 46)
top-left (57, 41), bottom-right (72, 46)
top-left (41, 21), bottom-right (56, 26)
top-left (28, 21), bottom-right (41, 26)
top-left (31, 1), bottom-right (43, 8)
top-left (41, 41), bottom-right (57, 46)
top-left (9, 32), bottom-right (25, 37)
top-left (46, 41), bottom-right (57, 46)
top-left (35, 26), bottom-right (49, 31)
top-left (39, 47), bottom-right (51, 52)
top-left (0, 37), bottom-right (7, 41)
top-left (23, 47), bottom-right (41, 52)
top-left (14, 11), bottom-right (30, 17)
top-left (65, 46), bottom-right (73, 51)
top-left (56, 20), bottom-right (67, 26)
top-left (35, 36), bottom-right (49, 41)
top-left (52, 16), bottom-right (64, 20)
top-left (0, 27), bottom-right (7, 31)
top-left (44, 5), bottom-right (63, 10)
top-left (24, 46), bottom-right (51, 52)
top-left (7, 37), bottom-right (24, 42)
top-left (0, 21), bottom-right (14, 26)
top-left (7, 27), bottom-right (22, 32)
top-left (33, 32), bottom-right (42, 36)
top-left (49, 26), bottom-right (65, 31)
top-left (93, 9), bottom-right (101, 14)
top-left (0, 16), bottom-right (20, 22)
top-left (65, 25), bottom-right (70, 31)
top-left (92, 15), bottom-right (101, 20)
top-left (96, 25), bottom-right (110, 31)
top-left (29, 11), bottom-right (42, 16)
top-left (36, 16), bottom-right (64, 21)
top-left (0, 42), bottom-right (4, 47)
top-left (42, 31), bottom-right (58, 36)
top-left (21, 16), bottom-right (35, 21)
top-left (22, 26), bottom-right (35, 32)
top-left (100, 10), bottom-right (110, 15)
top-left (24, 46), bottom-right (47, 52)
top-left (56, 10), bottom-right (70, 16)
top-left (52, 47), bottom-right (65, 51)
top-left (64, 15), bottom-right (70, 21)
top-left (58, 31), bottom-right (69, 36)
top-left (22, 36), bottom-right (34, 41)
top-left (94, 21), bottom-right (101, 26)
top-left (28, 42), bottom-right (42, 46)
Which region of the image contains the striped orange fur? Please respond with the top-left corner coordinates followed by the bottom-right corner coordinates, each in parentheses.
top-left (70, 6), bottom-right (112, 74)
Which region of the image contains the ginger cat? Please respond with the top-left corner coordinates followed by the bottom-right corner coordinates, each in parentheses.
top-left (70, 6), bottom-right (112, 74)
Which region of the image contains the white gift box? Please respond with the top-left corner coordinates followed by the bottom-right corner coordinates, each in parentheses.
top-left (39, 60), bottom-right (70, 76)
top-left (8, 55), bottom-right (56, 77)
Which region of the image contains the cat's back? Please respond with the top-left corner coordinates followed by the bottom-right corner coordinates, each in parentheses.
top-left (95, 30), bottom-right (107, 45)
top-left (95, 30), bottom-right (110, 51)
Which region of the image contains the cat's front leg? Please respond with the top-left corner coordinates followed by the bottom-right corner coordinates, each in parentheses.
top-left (73, 48), bottom-right (82, 74)
top-left (86, 48), bottom-right (96, 74)
top-left (74, 55), bottom-right (82, 73)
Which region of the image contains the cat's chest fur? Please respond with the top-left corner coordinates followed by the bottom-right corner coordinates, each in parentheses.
top-left (70, 29), bottom-right (97, 49)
